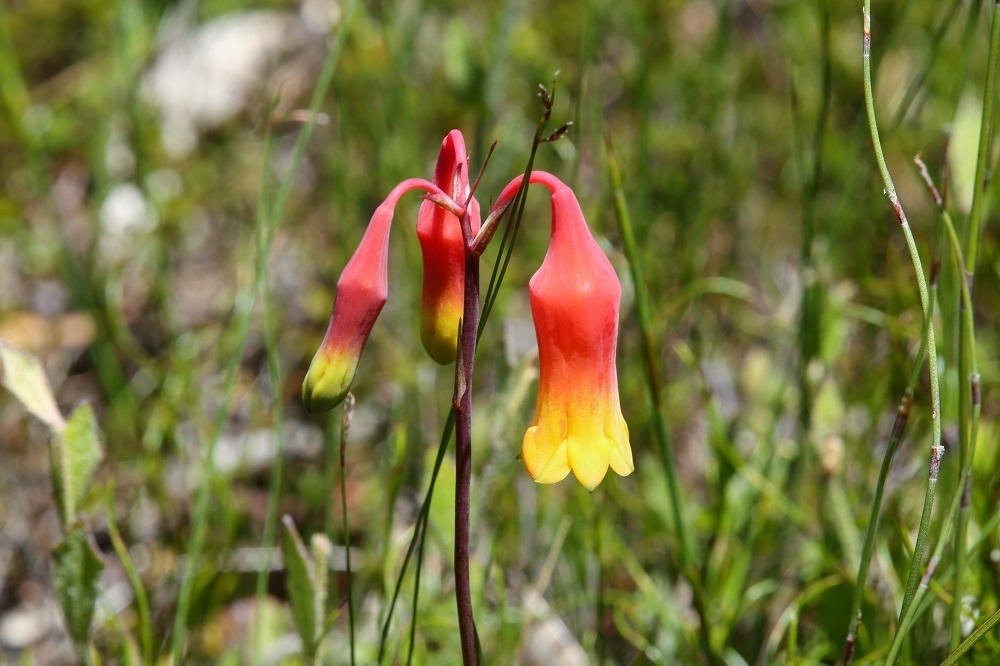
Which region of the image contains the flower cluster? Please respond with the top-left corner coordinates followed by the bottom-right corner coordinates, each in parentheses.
top-left (303, 131), bottom-right (632, 489)
top-left (302, 131), bottom-right (475, 412)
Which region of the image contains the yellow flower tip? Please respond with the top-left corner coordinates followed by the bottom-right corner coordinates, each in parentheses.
top-left (522, 408), bottom-right (633, 491)
top-left (607, 412), bottom-right (635, 477)
top-left (301, 349), bottom-right (357, 414)
top-left (420, 302), bottom-right (462, 365)
top-left (567, 432), bottom-right (612, 492)
top-left (523, 426), bottom-right (571, 485)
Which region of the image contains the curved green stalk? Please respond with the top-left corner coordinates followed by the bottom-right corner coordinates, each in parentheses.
top-left (943, 205), bottom-right (981, 649)
top-left (893, 499), bottom-right (999, 651)
top-left (842, 153), bottom-right (951, 665)
top-left (942, 606), bottom-right (1000, 666)
top-left (952, 0), bottom-right (1000, 647)
top-left (885, 196), bottom-right (978, 666)
top-left (841, 383), bottom-right (919, 665)
top-left (861, 3), bottom-right (943, 659)
top-left (105, 492), bottom-right (153, 666)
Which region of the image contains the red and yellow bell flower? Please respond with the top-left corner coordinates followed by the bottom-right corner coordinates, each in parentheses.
top-left (302, 176), bottom-right (464, 414)
top-left (492, 171), bottom-right (633, 490)
top-left (303, 132), bottom-right (632, 490)
top-left (417, 130), bottom-right (481, 364)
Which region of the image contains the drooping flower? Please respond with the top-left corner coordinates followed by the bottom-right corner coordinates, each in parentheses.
top-left (492, 171), bottom-right (633, 490)
top-left (302, 177), bottom-right (462, 414)
top-left (416, 130), bottom-right (481, 364)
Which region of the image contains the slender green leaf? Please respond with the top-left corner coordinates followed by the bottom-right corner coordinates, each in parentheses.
top-left (52, 404), bottom-right (104, 526)
top-left (282, 515), bottom-right (316, 660)
top-left (0, 340), bottom-right (65, 431)
top-left (310, 534), bottom-right (332, 651)
top-left (52, 523), bottom-right (105, 647)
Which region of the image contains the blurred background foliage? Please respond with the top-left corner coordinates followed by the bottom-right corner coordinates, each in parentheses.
top-left (1, 0), bottom-right (999, 663)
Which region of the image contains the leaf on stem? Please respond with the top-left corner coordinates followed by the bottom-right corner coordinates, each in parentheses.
top-left (0, 340), bottom-right (65, 431)
top-left (282, 515), bottom-right (317, 659)
top-left (52, 404), bottom-right (104, 526)
top-left (52, 522), bottom-right (105, 647)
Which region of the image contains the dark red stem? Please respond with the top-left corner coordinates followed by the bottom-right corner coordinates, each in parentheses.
top-left (454, 203), bottom-right (479, 665)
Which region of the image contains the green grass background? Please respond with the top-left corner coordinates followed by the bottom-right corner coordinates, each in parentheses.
top-left (1, 0), bottom-right (999, 663)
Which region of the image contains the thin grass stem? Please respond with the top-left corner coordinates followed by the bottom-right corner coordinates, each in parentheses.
top-left (170, 6), bottom-right (358, 660)
top-left (951, 0), bottom-right (1000, 646)
top-left (605, 133), bottom-right (716, 664)
top-left (941, 606), bottom-right (1000, 666)
top-left (379, 411), bottom-right (454, 663)
top-left (861, 4), bottom-right (943, 659)
top-left (890, 0), bottom-right (965, 128)
top-left (105, 491), bottom-right (153, 666)
top-left (885, 175), bottom-right (978, 666)
top-left (340, 396), bottom-right (357, 666)
top-left (251, 119), bottom-right (280, 666)
top-left (792, 0), bottom-right (832, 463)
top-left (840, 157), bottom-right (948, 666)
top-left (255, 287), bottom-right (287, 656)
top-left (480, 83), bottom-right (556, 330)
top-left (895, 505), bottom-right (1000, 643)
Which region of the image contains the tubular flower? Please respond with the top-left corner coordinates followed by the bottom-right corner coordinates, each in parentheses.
top-left (416, 130), bottom-right (481, 363)
top-left (302, 177), bottom-right (461, 414)
top-left (494, 171), bottom-right (633, 491)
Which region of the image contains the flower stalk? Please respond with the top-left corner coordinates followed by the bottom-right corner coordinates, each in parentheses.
top-left (453, 205), bottom-right (480, 665)
top-left (302, 178), bottom-right (464, 414)
top-left (450, 139), bottom-right (495, 666)
top-left (307, 107), bottom-right (624, 662)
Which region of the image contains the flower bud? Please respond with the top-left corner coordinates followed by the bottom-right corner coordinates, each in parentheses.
top-left (302, 201), bottom-right (392, 413)
top-left (416, 130), bottom-right (481, 364)
top-left (303, 178), bottom-right (458, 413)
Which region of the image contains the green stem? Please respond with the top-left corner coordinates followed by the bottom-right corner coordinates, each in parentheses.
top-left (794, 0), bottom-right (832, 459)
top-left (942, 206), bottom-right (980, 648)
top-left (964, 0), bottom-right (1000, 273)
top-left (251, 123), bottom-right (282, 666)
top-left (942, 606), bottom-right (1000, 666)
top-left (885, 196), bottom-right (978, 666)
top-left (340, 397), bottom-right (357, 666)
top-left (861, 0), bottom-right (943, 652)
top-left (105, 492), bottom-right (153, 666)
top-left (952, 0), bottom-right (1000, 647)
top-left (480, 83), bottom-right (555, 330)
top-left (841, 154), bottom-right (952, 666)
top-left (890, 0), bottom-right (964, 128)
top-left (894, 499), bottom-right (999, 652)
top-left (379, 411), bottom-right (455, 663)
top-left (605, 133), bottom-right (716, 664)
top-left (840, 386), bottom-right (905, 661)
